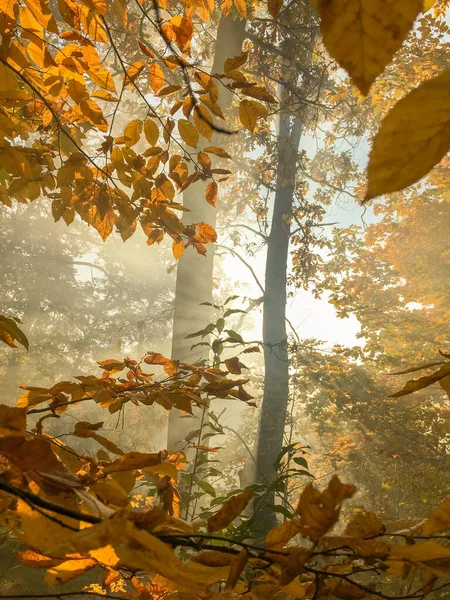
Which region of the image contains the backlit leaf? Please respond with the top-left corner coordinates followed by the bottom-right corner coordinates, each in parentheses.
top-left (124, 119), bottom-right (143, 147)
top-left (178, 119), bottom-right (199, 148)
top-left (149, 62), bottom-right (165, 94)
top-left (205, 181), bottom-right (218, 206)
top-left (366, 71), bottom-right (450, 200)
top-left (318, 0), bottom-right (423, 95)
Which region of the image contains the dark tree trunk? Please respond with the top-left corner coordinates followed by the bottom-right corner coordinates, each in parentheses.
top-left (167, 15), bottom-right (247, 452)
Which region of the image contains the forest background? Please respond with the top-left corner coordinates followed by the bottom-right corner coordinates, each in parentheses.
top-left (0, 0), bottom-right (450, 599)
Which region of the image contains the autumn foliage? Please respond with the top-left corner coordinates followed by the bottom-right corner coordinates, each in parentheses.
top-left (1, 0), bottom-right (450, 599)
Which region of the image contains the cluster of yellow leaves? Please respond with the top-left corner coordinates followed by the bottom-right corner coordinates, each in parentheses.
top-left (2, 406), bottom-right (450, 600)
top-left (317, 0), bottom-right (450, 200)
top-left (0, 0), bottom-right (276, 254)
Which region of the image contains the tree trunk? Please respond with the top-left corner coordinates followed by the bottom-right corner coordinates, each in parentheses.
top-left (254, 112), bottom-right (303, 534)
top-left (253, 4), bottom-right (318, 532)
top-left (167, 15), bottom-right (247, 452)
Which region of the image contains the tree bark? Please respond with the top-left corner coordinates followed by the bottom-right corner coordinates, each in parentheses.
top-left (254, 112), bottom-right (303, 534)
top-left (253, 4), bottom-right (318, 533)
top-left (167, 15), bottom-right (247, 452)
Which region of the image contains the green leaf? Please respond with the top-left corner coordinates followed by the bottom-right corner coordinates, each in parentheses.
top-left (223, 309), bottom-right (247, 318)
top-left (293, 456), bottom-right (309, 469)
top-left (274, 442), bottom-right (298, 470)
top-left (212, 339), bottom-right (223, 355)
top-left (225, 329), bottom-right (244, 344)
top-left (291, 469), bottom-right (315, 478)
top-left (267, 504), bottom-right (295, 520)
top-left (0, 316), bottom-right (29, 350)
top-left (216, 318), bottom-right (225, 334)
top-left (196, 479), bottom-right (216, 497)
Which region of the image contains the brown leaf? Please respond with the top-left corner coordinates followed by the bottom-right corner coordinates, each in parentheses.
top-left (206, 181), bottom-right (218, 206)
top-left (390, 362), bottom-right (450, 397)
top-left (0, 405), bottom-right (26, 437)
top-left (225, 548), bottom-right (248, 589)
top-left (345, 511), bottom-right (385, 538)
top-left (295, 476), bottom-right (356, 541)
top-left (207, 489), bottom-right (254, 532)
top-left (103, 451), bottom-right (162, 473)
top-left (266, 519), bottom-right (302, 550)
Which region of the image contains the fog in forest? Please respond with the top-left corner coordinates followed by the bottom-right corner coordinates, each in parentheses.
top-left (1, 1), bottom-right (450, 598)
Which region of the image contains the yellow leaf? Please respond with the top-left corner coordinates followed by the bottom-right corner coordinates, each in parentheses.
top-left (125, 60), bottom-right (146, 85)
top-left (83, 10), bottom-right (108, 43)
top-left (198, 152), bottom-right (211, 169)
top-left (67, 79), bottom-right (87, 103)
top-left (110, 147), bottom-right (124, 170)
top-left (88, 64), bottom-right (117, 93)
top-left (233, 0), bottom-right (247, 17)
top-left (90, 479), bottom-right (130, 507)
top-left (16, 499), bottom-right (82, 556)
top-left (389, 541), bottom-right (450, 578)
top-left (178, 119), bottom-right (199, 148)
top-left (345, 511), bottom-right (385, 538)
top-left (123, 119), bottom-right (143, 147)
top-left (225, 548), bottom-right (248, 590)
top-left (80, 0), bottom-right (108, 16)
top-left (143, 462), bottom-right (178, 479)
top-left (92, 208), bottom-right (115, 241)
top-left (266, 519), bottom-right (302, 549)
top-left (149, 62), bottom-right (165, 94)
top-left (80, 98), bottom-right (106, 127)
top-left (317, 0), bottom-right (423, 95)
top-left (90, 89), bottom-right (118, 102)
top-left (45, 558), bottom-right (97, 585)
top-left (194, 105), bottom-right (213, 141)
top-left (239, 99), bottom-right (267, 133)
top-left (169, 16), bottom-right (194, 52)
top-left (196, 222), bottom-right (217, 243)
top-left (172, 240), bottom-right (185, 260)
top-left (1, 0), bottom-right (18, 20)
top-left (103, 451), bottom-right (162, 473)
top-left (204, 146), bottom-right (231, 158)
top-left (281, 578), bottom-right (306, 599)
top-left (207, 489), bottom-right (254, 532)
top-left (224, 52), bottom-right (248, 74)
top-left (366, 71), bottom-right (450, 199)
top-left (15, 549), bottom-right (62, 569)
top-left (89, 544), bottom-right (120, 568)
top-left (144, 119), bottom-right (159, 146)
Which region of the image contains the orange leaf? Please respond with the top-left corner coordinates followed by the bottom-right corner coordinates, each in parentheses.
top-left (205, 181), bottom-right (218, 206)
top-left (196, 222), bottom-right (217, 243)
